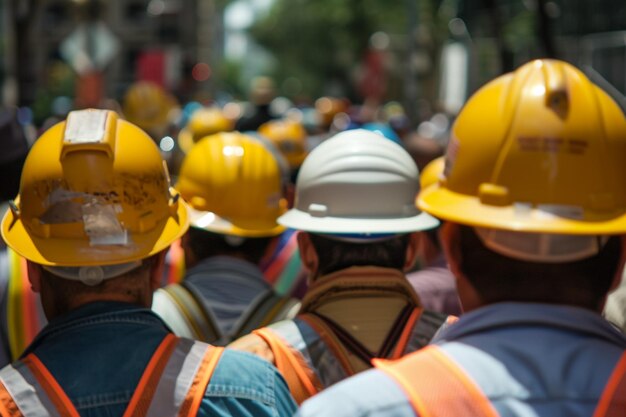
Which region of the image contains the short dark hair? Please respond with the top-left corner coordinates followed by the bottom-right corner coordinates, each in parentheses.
top-left (186, 227), bottom-right (272, 264)
top-left (456, 225), bottom-right (622, 310)
top-left (307, 233), bottom-right (411, 276)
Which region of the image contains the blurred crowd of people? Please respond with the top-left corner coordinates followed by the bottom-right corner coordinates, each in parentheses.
top-left (1, 58), bottom-right (626, 417)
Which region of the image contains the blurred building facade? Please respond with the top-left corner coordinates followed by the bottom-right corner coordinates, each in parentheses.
top-left (1, 0), bottom-right (224, 109)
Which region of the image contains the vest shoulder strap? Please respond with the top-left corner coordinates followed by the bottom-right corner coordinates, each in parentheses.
top-left (593, 350), bottom-right (626, 417)
top-left (0, 354), bottom-right (76, 417)
top-left (253, 325), bottom-right (323, 404)
top-left (402, 310), bottom-right (454, 356)
top-left (374, 345), bottom-right (500, 417)
top-left (159, 283), bottom-right (222, 343)
top-left (230, 289), bottom-right (300, 341)
top-left (0, 334), bottom-right (223, 417)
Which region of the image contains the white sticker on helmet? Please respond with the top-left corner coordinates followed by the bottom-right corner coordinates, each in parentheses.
top-left (64, 109), bottom-right (108, 143)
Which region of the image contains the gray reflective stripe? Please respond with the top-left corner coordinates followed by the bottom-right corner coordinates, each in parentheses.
top-left (145, 339), bottom-right (211, 417)
top-left (227, 291), bottom-right (300, 344)
top-left (153, 286), bottom-right (221, 342)
top-left (0, 362), bottom-right (61, 417)
top-left (404, 310), bottom-right (449, 355)
top-left (268, 319), bottom-right (349, 388)
top-left (298, 318), bottom-right (349, 387)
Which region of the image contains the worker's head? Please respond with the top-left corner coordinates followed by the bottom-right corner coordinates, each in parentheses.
top-left (177, 107), bottom-right (234, 154)
top-left (278, 129), bottom-right (439, 279)
top-left (2, 109), bottom-right (189, 318)
top-left (175, 132), bottom-right (287, 267)
top-left (122, 81), bottom-right (178, 138)
top-left (417, 59), bottom-right (626, 312)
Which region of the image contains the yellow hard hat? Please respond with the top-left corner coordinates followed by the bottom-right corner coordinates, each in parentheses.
top-left (258, 119), bottom-right (308, 169)
top-left (419, 156), bottom-right (445, 190)
top-left (176, 132), bottom-right (287, 237)
top-left (418, 59), bottom-right (626, 235)
top-left (122, 81), bottom-right (177, 132)
top-left (1, 109), bottom-right (189, 267)
top-left (315, 97), bottom-right (348, 127)
top-left (178, 107), bottom-right (234, 154)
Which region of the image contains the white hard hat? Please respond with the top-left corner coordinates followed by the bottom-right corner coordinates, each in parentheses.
top-left (278, 129), bottom-right (439, 235)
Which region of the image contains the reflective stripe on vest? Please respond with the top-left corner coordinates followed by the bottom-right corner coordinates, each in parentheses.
top-left (254, 321), bottom-right (325, 404)
top-left (254, 310), bottom-right (448, 403)
top-left (374, 345), bottom-right (500, 417)
top-left (376, 346), bottom-right (626, 417)
top-left (7, 248), bottom-right (45, 361)
top-left (593, 351), bottom-right (626, 417)
top-left (0, 358), bottom-right (63, 417)
top-left (0, 334), bottom-right (223, 417)
top-left (156, 284), bottom-right (221, 342)
top-left (156, 282), bottom-right (299, 346)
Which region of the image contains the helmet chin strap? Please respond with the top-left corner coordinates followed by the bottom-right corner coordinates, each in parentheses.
top-left (43, 261), bottom-right (142, 286)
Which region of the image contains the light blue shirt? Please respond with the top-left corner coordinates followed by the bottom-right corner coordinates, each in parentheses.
top-left (297, 302), bottom-right (626, 417)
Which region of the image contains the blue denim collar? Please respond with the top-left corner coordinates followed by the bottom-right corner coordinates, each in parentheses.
top-left (434, 302), bottom-right (626, 346)
top-left (21, 301), bottom-right (168, 358)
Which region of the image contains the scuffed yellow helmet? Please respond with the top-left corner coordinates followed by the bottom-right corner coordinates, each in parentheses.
top-left (176, 132), bottom-right (287, 237)
top-left (418, 59), bottom-right (626, 235)
top-left (2, 109), bottom-right (189, 267)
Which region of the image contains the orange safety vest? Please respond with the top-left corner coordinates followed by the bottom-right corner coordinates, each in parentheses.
top-left (253, 309), bottom-right (453, 404)
top-left (0, 334), bottom-right (223, 417)
top-left (374, 345), bottom-right (626, 417)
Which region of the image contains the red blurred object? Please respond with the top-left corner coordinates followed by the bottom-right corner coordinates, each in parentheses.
top-left (75, 71), bottom-right (104, 108)
top-left (192, 63), bottom-right (212, 81)
top-left (137, 51), bottom-right (166, 87)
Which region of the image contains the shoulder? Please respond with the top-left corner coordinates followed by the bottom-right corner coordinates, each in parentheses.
top-left (297, 368), bottom-right (414, 417)
top-left (206, 348), bottom-right (295, 411)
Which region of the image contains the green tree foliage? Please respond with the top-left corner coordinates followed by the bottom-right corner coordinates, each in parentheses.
top-left (250, 0), bottom-right (406, 99)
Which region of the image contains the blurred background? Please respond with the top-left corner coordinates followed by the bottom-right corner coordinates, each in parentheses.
top-left (0, 0), bottom-right (625, 159)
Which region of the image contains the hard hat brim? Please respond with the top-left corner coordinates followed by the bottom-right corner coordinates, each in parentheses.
top-left (188, 206), bottom-right (286, 237)
top-left (1, 197), bottom-right (190, 267)
top-left (277, 208), bottom-right (440, 234)
top-left (418, 185), bottom-right (626, 235)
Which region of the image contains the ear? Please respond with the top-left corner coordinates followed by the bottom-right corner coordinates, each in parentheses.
top-left (180, 231), bottom-right (196, 268)
top-left (439, 222), bottom-right (483, 311)
top-left (403, 232), bottom-right (420, 271)
top-left (26, 261), bottom-right (42, 293)
top-left (439, 223), bottom-right (463, 279)
top-left (149, 250), bottom-right (167, 291)
top-left (297, 232), bottom-right (319, 275)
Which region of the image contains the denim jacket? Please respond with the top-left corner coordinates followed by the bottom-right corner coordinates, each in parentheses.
top-left (14, 301), bottom-right (297, 417)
